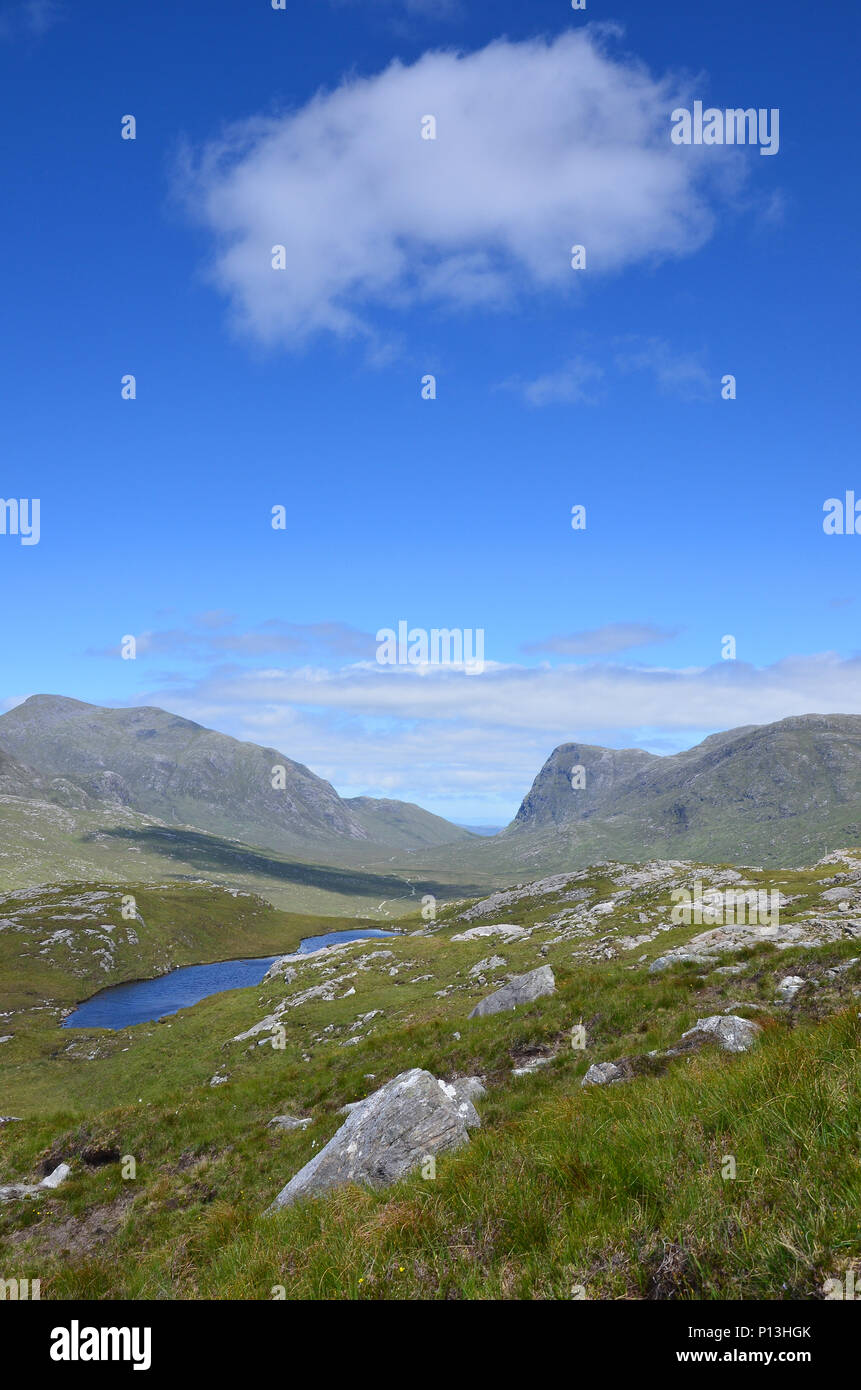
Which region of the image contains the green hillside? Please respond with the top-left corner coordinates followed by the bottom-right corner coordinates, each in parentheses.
top-left (1, 850), bottom-right (859, 1300)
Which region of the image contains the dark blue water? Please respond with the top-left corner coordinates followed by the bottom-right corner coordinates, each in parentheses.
top-left (62, 928), bottom-right (396, 1030)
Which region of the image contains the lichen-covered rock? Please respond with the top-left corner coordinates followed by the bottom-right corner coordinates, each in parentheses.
top-left (450, 1076), bottom-right (486, 1103)
top-left (468, 966), bottom-right (556, 1019)
top-left (451, 925), bottom-right (527, 943)
top-left (777, 975), bottom-right (805, 1000)
top-left (649, 952), bottom-right (715, 974)
top-left (582, 1062), bottom-right (624, 1087)
top-left (267, 1068), bottom-right (481, 1210)
top-left (468, 955), bottom-right (506, 978)
top-left (680, 1014), bottom-right (762, 1053)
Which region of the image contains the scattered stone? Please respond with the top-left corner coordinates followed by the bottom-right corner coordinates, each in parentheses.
top-left (826, 958), bottom-right (860, 978)
top-left (649, 952), bottom-right (715, 974)
top-left (209, 1074), bottom-right (228, 1087)
top-left (468, 955), bottom-right (506, 978)
top-left (512, 1057), bottom-right (552, 1077)
top-left (582, 1062), bottom-right (624, 1087)
top-left (680, 1015), bottom-right (762, 1053)
top-left (268, 1116), bottom-right (312, 1132)
top-left (40, 1162), bottom-right (72, 1189)
top-left (777, 975), bottom-right (806, 1000)
top-left (469, 965), bottom-right (556, 1019)
top-left (263, 959), bottom-right (297, 984)
top-left (451, 925), bottom-right (527, 942)
top-left (0, 1162), bottom-right (72, 1202)
top-left (0, 1116), bottom-right (22, 1125)
top-left (267, 1068), bottom-right (481, 1210)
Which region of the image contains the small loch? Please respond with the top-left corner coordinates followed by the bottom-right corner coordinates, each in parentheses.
top-left (62, 928), bottom-right (397, 1030)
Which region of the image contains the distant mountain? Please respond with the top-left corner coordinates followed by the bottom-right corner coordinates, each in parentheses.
top-left (456, 824), bottom-right (506, 837)
top-left (0, 695), bottom-right (469, 859)
top-left (496, 714), bottom-right (861, 868)
top-left (344, 797), bottom-right (476, 850)
top-left (6, 700), bottom-right (861, 904)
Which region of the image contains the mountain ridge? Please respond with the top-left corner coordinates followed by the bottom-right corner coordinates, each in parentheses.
top-left (0, 695), bottom-right (473, 857)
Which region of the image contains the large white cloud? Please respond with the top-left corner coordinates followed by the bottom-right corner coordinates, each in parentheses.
top-left (130, 652), bottom-right (861, 819)
top-left (161, 654), bottom-right (861, 734)
top-left (180, 28), bottom-right (730, 347)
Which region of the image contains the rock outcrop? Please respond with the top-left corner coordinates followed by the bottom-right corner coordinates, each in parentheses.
top-left (679, 1014), bottom-right (762, 1053)
top-left (0, 1162), bottom-right (71, 1202)
top-left (582, 1061), bottom-right (624, 1087)
top-left (469, 965), bottom-right (556, 1019)
top-left (451, 925), bottom-right (527, 943)
top-left (267, 1069), bottom-right (481, 1210)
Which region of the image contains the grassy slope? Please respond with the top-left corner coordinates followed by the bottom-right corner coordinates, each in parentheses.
top-left (431, 797), bottom-right (861, 882)
top-left (0, 796), bottom-right (493, 917)
top-left (0, 858), bottom-right (859, 1299)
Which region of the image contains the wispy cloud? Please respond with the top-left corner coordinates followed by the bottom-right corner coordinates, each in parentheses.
top-left (0, 0), bottom-right (63, 40)
top-left (501, 335), bottom-right (716, 407)
top-left (523, 623), bottom-right (681, 656)
top-left (178, 29), bottom-right (736, 351)
top-left (326, 0), bottom-right (461, 17)
top-left (502, 357), bottom-right (605, 407)
top-left (87, 618), bottom-right (375, 663)
top-left (615, 335), bottom-right (712, 400)
top-left (126, 650), bottom-right (861, 817)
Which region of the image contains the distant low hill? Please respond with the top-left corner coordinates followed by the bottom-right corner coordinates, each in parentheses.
top-left (344, 797), bottom-right (476, 850)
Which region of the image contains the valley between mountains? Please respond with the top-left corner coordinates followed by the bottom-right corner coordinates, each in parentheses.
top-left (1, 697), bottom-right (860, 1300)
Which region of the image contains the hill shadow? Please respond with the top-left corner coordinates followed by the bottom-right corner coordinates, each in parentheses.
top-left (86, 825), bottom-right (488, 902)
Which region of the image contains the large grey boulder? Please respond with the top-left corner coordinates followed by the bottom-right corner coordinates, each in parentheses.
top-left (469, 965), bottom-right (556, 1019)
top-left (450, 1076), bottom-right (486, 1104)
top-left (680, 1014), bottom-right (762, 1053)
top-left (267, 1069), bottom-right (481, 1210)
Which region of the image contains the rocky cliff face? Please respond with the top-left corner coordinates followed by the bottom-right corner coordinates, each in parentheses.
top-left (508, 716), bottom-right (861, 842)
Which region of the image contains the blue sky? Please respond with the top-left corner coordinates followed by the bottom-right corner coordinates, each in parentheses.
top-left (1, 0), bottom-right (859, 823)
